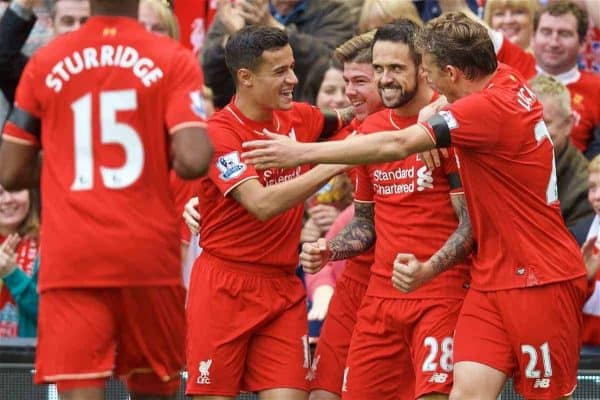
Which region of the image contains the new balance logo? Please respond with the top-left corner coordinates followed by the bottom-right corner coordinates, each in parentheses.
top-left (428, 372), bottom-right (448, 384)
top-left (533, 378), bottom-right (551, 389)
top-left (197, 359), bottom-right (212, 384)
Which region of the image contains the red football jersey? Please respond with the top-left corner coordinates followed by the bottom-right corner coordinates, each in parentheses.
top-left (197, 101), bottom-right (325, 273)
top-left (497, 38), bottom-right (600, 152)
top-left (423, 64), bottom-right (586, 291)
top-left (355, 107), bottom-right (470, 299)
top-left (3, 17), bottom-right (207, 290)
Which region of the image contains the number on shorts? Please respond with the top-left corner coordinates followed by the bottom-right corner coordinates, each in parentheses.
top-left (521, 342), bottom-right (553, 378)
top-left (71, 89), bottom-right (144, 191)
top-left (422, 336), bottom-right (454, 372)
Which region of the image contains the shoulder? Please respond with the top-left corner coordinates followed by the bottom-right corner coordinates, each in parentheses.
top-left (360, 109), bottom-right (388, 132)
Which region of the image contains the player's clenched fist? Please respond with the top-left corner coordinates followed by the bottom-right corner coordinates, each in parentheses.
top-left (392, 253), bottom-right (435, 293)
top-left (300, 238), bottom-right (331, 274)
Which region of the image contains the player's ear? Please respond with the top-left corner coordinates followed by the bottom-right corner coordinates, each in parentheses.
top-left (237, 68), bottom-right (253, 88)
top-left (445, 65), bottom-right (459, 82)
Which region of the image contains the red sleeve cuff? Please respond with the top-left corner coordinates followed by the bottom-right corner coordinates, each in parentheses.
top-left (3, 122), bottom-right (40, 146)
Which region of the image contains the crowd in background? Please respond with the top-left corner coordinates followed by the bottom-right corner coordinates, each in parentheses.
top-left (0, 0), bottom-right (598, 388)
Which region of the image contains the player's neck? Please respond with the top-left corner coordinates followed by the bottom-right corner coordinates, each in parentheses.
top-left (234, 95), bottom-right (274, 122)
top-left (392, 85), bottom-right (434, 118)
top-left (91, 0), bottom-right (139, 18)
top-left (460, 72), bottom-right (496, 97)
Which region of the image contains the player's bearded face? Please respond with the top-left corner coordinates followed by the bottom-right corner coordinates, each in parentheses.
top-left (377, 68), bottom-right (419, 109)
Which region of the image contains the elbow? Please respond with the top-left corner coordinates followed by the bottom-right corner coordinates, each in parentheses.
top-left (173, 144), bottom-right (214, 179)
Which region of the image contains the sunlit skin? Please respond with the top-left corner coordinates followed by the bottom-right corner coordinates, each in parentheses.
top-left (53, 0), bottom-right (90, 36)
top-left (0, 188), bottom-right (30, 235)
top-left (539, 95), bottom-right (573, 154)
top-left (343, 62), bottom-right (382, 121)
top-left (316, 67), bottom-right (351, 110)
top-left (138, 1), bottom-right (168, 36)
top-left (532, 13), bottom-right (583, 75)
top-left (490, 6), bottom-right (532, 50)
top-left (235, 44), bottom-right (298, 121)
top-left (372, 41), bottom-right (419, 111)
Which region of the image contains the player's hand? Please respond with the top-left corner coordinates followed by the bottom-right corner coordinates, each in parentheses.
top-left (300, 218), bottom-right (321, 244)
top-left (217, 0), bottom-right (245, 35)
top-left (309, 204), bottom-right (340, 234)
top-left (241, 129), bottom-right (305, 169)
top-left (417, 95), bottom-right (448, 124)
top-left (182, 197), bottom-right (201, 235)
top-left (307, 285), bottom-right (334, 321)
top-left (419, 148), bottom-right (449, 170)
top-left (392, 253), bottom-right (435, 293)
top-left (0, 233), bottom-right (20, 278)
top-left (582, 237), bottom-right (600, 280)
top-left (300, 238), bottom-right (330, 274)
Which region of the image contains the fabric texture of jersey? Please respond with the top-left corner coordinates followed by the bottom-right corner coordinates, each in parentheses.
top-left (356, 107), bottom-right (470, 299)
top-left (3, 16), bottom-right (207, 290)
top-left (196, 100), bottom-right (324, 273)
top-left (423, 63), bottom-right (586, 291)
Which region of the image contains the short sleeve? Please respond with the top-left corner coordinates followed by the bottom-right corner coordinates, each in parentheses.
top-left (2, 54), bottom-right (42, 146)
top-left (206, 121), bottom-right (259, 197)
top-left (165, 47), bottom-right (208, 133)
top-left (353, 165), bottom-right (374, 203)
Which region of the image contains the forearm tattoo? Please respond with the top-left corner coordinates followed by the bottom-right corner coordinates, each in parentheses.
top-left (337, 106), bottom-right (355, 127)
top-left (427, 194), bottom-right (474, 275)
top-left (328, 202), bottom-right (376, 261)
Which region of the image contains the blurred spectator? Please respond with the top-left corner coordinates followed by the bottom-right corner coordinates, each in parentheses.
top-left (201, 0), bottom-right (355, 108)
top-left (569, 155), bottom-right (600, 346)
top-left (532, 1), bottom-right (600, 156)
top-left (0, 186), bottom-right (40, 338)
top-left (530, 74), bottom-right (593, 227)
top-left (494, 0), bottom-right (600, 158)
top-left (572, 0), bottom-right (599, 73)
top-left (0, 0), bottom-right (90, 106)
top-left (301, 58), bottom-right (349, 108)
top-left (139, 0), bottom-right (179, 39)
top-left (415, 0), bottom-right (481, 21)
top-left (483, 0), bottom-right (538, 51)
top-left (358, 0), bottom-right (422, 33)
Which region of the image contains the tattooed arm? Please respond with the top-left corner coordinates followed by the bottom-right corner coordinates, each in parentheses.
top-left (328, 201), bottom-right (376, 261)
top-left (300, 201), bottom-right (375, 274)
top-left (392, 193), bottom-right (473, 293)
top-left (427, 193), bottom-right (473, 273)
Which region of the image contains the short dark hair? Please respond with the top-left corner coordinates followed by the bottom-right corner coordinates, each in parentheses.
top-left (415, 12), bottom-right (497, 80)
top-left (373, 19), bottom-right (422, 67)
top-left (533, 0), bottom-right (588, 43)
top-left (225, 26), bottom-right (289, 84)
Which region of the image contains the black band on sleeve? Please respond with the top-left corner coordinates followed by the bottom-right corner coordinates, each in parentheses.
top-left (427, 114), bottom-right (451, 148)
top-left (7, 107), bottom-right (40, 139)
top-left (447, 172), bottom-right (462, 190)
top-left (319, 111), bottom-right (340, 140)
